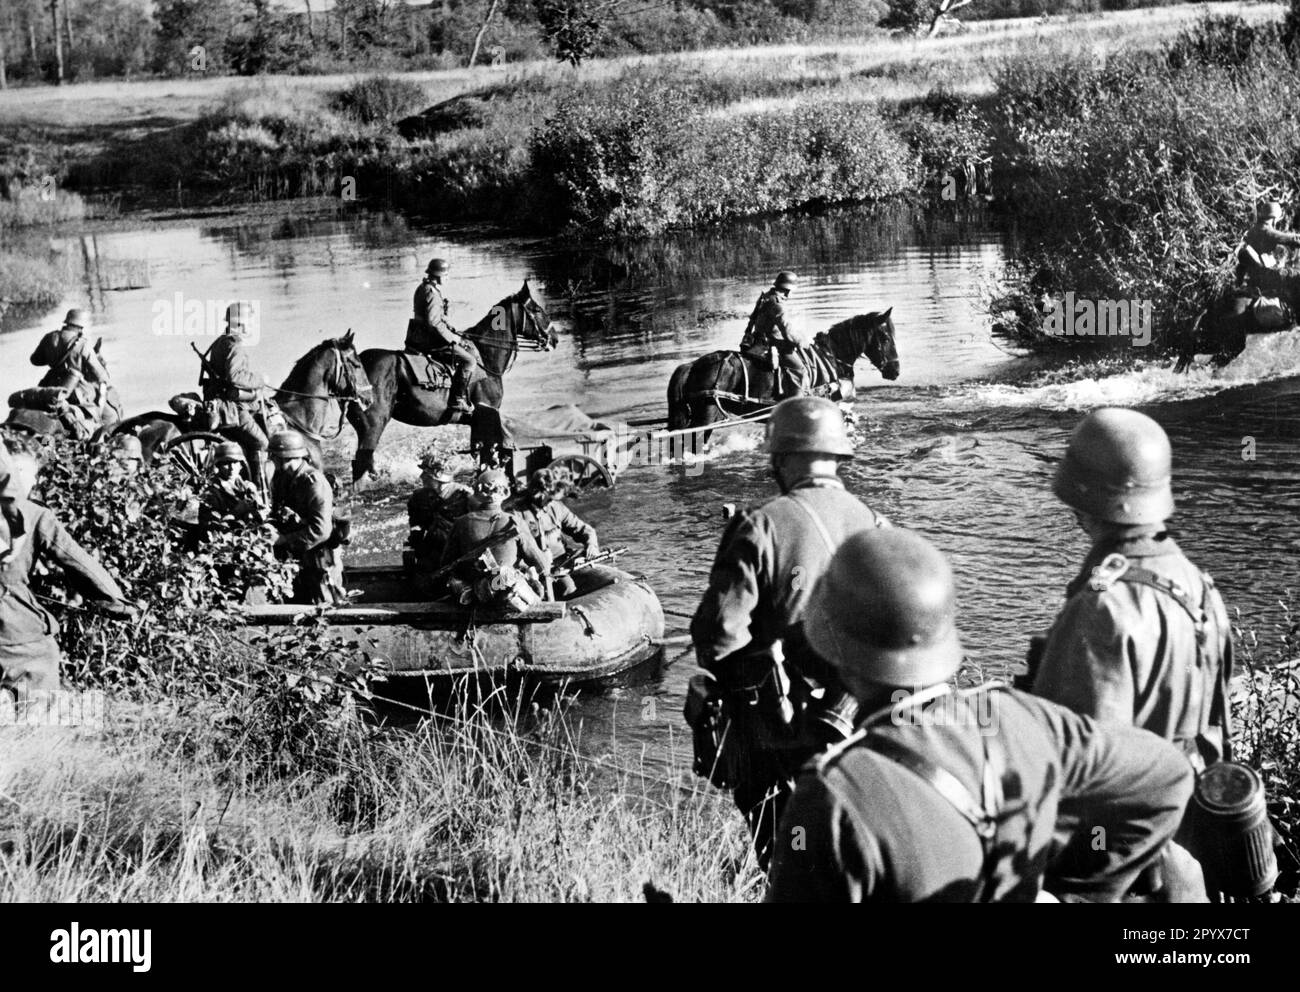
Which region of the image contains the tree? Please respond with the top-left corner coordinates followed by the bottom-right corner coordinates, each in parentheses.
top-left (883, 0), bottom-right (977, 36)
top-left (533, 0), bottom-right (612, 65)
top-left (468, 0), bottom-right (500, 67)
top-left (49, 0), bottom-right (64, 83)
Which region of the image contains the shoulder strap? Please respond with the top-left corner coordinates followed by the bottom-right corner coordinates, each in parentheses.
top-left (786, 490), bottom-right (838, 555)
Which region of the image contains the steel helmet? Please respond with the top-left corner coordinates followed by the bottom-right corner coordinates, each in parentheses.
top-left (169, 392), bottom-right (203, 417)
top-left (1053, 408), bottom-right (1174, 525)
top-left (1258, 201), bottom-right (1284, 222)
top-left (803, 528), bottom-right (964, 687)
top-left (528, 466), bottom-right (572, 501)
top-left (766, 396), bottom-right (855, 458)
top-left (63, 307), bottom-right (91, 329)
top-left (268, 429), bottom-right (309, 460)
top-left (774, 271), bottom-right (798, 291)
top-left (225, 302), bottom-right (255, 330)
top-left (215, 441), bottom-right (246, 465)
top-left (426, 258), bottom-right (448, 276)
top-left (419, 452), bottom-right (454, 481)
top-left (475, 467), bottom-right (511, 497)
top-left (110, 434), bottom-right (143, 460)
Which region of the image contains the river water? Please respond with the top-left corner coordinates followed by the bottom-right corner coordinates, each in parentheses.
top-left (4, 199), bottom-right (1300, 782)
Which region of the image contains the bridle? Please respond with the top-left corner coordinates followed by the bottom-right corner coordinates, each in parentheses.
top-left (269, 344), bottom-right (373, 442)
top-left (461, 295), bottom-right (553, 376)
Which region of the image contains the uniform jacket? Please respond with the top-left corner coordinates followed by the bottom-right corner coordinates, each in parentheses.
top-left (408, 483), bottom-right (473, 534)
top-left (744, 290), bottom-right (810, 354)
top-left (200, 333), bottom-right (260, 430)
top-left (271, 461), bottom-right (334, 564)
top-left (691, 477), bottom-right (887, 681)
top-left (766, 684), bottom-right (1193, 903)
top-left (520, 500), bottom-right (598, 559)
top-left (1243, 222), bottom-right (1300, 268)
top-left (200, 476), bottom-right (263, 524)
top-left (1033, 529), bottom-right (1232, 767)
top-left (30, 329), bottom-right (111, 407)
top-left (407, 279), bottom-right (459, 352)
top-left (0, 497), bottom-right (125, 648)
top-left (439, 508), bottom-right (550, 581)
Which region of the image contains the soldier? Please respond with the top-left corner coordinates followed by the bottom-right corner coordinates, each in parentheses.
top-left (407, 453), bottom-right (474, 566)
top-left (268, 430), bottom-right (343, 605)
top-left (406, 258), bottom-right (474, 415)
top-left (200, 441), bottom-right (264, 530)
top-left (29, 307), bottom-right (116, 432)
top-left (1, 449), bottom-right (131, 701)
top-left (690, 396), bottom-right (888, 870)
top-left (1026, 407), bottom-right (1232, 901)
top-left (514, 468), bottom-right (598, 598)
top-left (766, 528), bottom-right (1195, 903)
top-left (439, 468), bottom-right (552, 606)
top-left (199, 302), bottom-right (268, 486)
top-left (738, 271), bottom-right (814, 399)
top-left (1237, 200), bottom-right (1300, 284)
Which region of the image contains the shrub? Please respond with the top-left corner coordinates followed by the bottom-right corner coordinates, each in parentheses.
top-left (331, 76), bottom-right (431, 126)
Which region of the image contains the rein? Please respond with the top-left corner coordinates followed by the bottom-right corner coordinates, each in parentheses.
top-left (270, 345), bottom-right (372, 441)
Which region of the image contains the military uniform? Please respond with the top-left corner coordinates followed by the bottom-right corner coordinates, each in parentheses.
top-left (740, 289), bottom-right (813, 397)
top-left (407, 482), bottom-right (474, 564)
top-left (271, 461), bottom-right (340, 605)
top-left (1032, 530), bottom-right (1232, 770)
top-left (406, 278), bottom-right (476, 381)
top-left (439, 507), bottom-right (551, 584)
top-left (200, 332), bottom-right (267, 473)
top-left (691, 476), bottom-right (888, 868)
top-left (0, 497), bottom-right (126, 695)
top-left (1240, 221), bottom-right (1300, 277)
top-left (30, 328), bottom-right (115, 427)
top-left (200, 476), bottom-right (264, 529)
top-left (519, 500), bottom-right (598, 560)
top-left (767, 684), bottom-right (1194, 902)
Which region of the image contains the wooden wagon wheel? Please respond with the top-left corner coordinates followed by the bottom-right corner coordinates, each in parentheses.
top-left (547, 453), bottom-right (614, 496)
top-left (162, 431), bottom-right (227, 486)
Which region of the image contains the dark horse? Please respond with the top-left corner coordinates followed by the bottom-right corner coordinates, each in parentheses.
top-left (113, 332), bottom-right (373, 468)
top-left (666, 310), bottom-right (900, 440)
top-left (1174, 282), bottom-right (1296, 374)
top-left (347, 281), bottom-right (557, 480)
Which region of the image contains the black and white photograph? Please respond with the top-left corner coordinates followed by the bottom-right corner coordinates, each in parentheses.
top-left (0, 0), bottom-right (1294, 954)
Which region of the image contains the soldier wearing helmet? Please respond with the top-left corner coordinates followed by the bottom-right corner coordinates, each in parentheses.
top-left (1237, 200), bottom-right (1300, 284)
top-left (29, 307), bottom-right (115, 431)
top-left (406, 257), bottom-right (474, 415)
top-left (269, 430), bottom-right (342, 605)
top-left (200, 440), bottom-right (264, 531)
top-left (1025, 408), bottom-right (1233, 901)
top-left (738, 271), bottom-right (814, 400)
top-left (689, 396), bottom-right (889, 870)
top-left (406, 451), bottom-right (474, 566)
top-left (198, 302), bottom-right (268, 485)
top-left (1, 448), bottom-right (131, 701)
top-left (766, 528), bottom-right (1194, 903)
top-left (514, 467), bottom-right (599, 599)
top-left (438, 467), bottom-right (551, 604)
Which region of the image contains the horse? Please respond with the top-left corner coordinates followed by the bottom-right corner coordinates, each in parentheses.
top-left (665, 310), bottom-right (899, 441)
top-left (112, 332), bottom-right (373, 469)
top-left (1173, 289), bottom-right (1294, 373)
top-left (348, 281), bottom-right (557, 480)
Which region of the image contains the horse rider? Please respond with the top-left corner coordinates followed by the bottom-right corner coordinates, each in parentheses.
top-left (514, 468), bottom-right (599, 598)
top-left (269, 430), bottom-right (344, 605)
top-left (1237, 200), bottom-right (1300, 285)
top-left (1022, 408), bottom-right (1233, 901)
top-left (1, 448), bottom-right (132, 702)
top-left (406, 258), bottom-right (474, 415)
top-left (738, 271), bottom-right (814, 400)
top-left (29, 307), bottom-right (117, 432)
top-left (766, 528), bottom-right (1195, 903)
top-left (407, 452), bottom-right (474, 567)
top-left (200, 441), bottom-right (265, 531)
top-left (199, 302), bottom-right (268, 486)
top-left (689, 396), bottom-right (887, 871)
top-left (439, 468), bottom-right (552, 607)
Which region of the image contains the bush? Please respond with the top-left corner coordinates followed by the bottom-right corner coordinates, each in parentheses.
top-left (1166, 14), bottom-right (1285, 73)
top-left (331, 76), bottom-right (431, 126)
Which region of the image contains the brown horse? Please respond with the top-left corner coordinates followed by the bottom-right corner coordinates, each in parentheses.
top-left (666, 310), bottom-right (899, 441)
top-left (348, 281), bottom-right (557, 480)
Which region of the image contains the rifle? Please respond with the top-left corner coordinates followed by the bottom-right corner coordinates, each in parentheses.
top-left (552, 546), bottom-right (628, 578)
top-left (422, 520), bottom-right (524, 585)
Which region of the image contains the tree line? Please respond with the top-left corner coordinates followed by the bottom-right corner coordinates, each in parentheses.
top-left (0, 0), bottom-right (1191, 86)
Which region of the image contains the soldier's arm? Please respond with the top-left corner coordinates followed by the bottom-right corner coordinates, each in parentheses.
top-left (767, 770), bottom-right (872, 903)
top-left (555, 504), bottom-right (599, 554)
top-left (277, 477), bottom-right (332, 553)
top-left (33, 507), bottom-right (127, 602)
top-left (774, 300), bottom-right (812, 349)
top-left (1031, 592), bottom-right (1135, 724)
top-left (690, 511), bottom-right (773, 676)
top-left (511, 513), bottom-right (552, 575)
top-left (226, 345), bottom-right (260, 392)
top-left (1036, 701), bottom-right (1194, 901)
top-left (1261, 227), bottom-right (1300, 249)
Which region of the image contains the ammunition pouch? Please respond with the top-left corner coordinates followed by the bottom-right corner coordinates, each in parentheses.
top-left (684, 672), bottom-right (739, 789)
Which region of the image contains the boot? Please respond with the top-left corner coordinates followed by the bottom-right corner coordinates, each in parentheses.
top-left (447, 369), bottom-right (473, 415)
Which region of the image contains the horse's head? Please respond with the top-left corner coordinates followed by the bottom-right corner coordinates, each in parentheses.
top-left (863, 308), bottom-right (900, 381)
top-left (516, 280), bottom-right (558, 352)
top-left (330, 329), bottom-right (374, 411)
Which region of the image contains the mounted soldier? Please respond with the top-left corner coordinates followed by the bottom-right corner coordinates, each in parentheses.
top-left (199, 302), bottom-right (268, 486)
top-left (688, 396), bottom-right (888, 871)
top-left (1023, 407), bottom-right (1233, 901)
top-left (513, 467), bottom-right (599, 599)
top-left (439, 468), bottom-right (552, 608)
top-left (269, 430), bottom-right (344, 605)
top-left (766, 528), bottom-right (1195, 903)
top-left (27, 307), bottom-right (119, 436)
top-left (406, 453), bottom-right (474, 567)
top-left (738, 271), bottom-right (814, 400)
top-left (1237, 200), bottom-right (1300, 285)
top-left (406, 258), bottom-right (474, 415)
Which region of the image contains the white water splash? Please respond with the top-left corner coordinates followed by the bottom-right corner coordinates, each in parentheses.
top-left (940, 331), bottom-right (1300, 413)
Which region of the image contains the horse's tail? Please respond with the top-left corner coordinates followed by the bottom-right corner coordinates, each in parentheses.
top-left (667, 362), bottom-right (692, 431)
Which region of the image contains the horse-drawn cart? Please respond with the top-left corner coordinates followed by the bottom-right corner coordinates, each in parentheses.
top-left (469, 404), bottom-right (623, 495)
